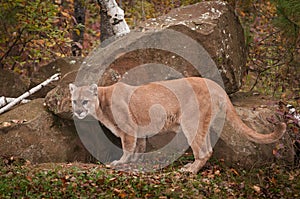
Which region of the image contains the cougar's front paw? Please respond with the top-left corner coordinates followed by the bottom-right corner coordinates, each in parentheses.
top-left (180, 163), bottom-right (195, 174)
top-left (106, 160), bottom-right (123, 167)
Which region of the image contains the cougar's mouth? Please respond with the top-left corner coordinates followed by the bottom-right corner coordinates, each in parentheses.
top-left (74, 111), bottom-right (88, 119)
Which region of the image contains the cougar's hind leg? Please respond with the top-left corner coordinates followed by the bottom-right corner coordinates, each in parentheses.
top-left (110, 133), bottom-right (137, 166)
top-left (131, 138), bottom-right (146, 162)
top-left (181, 133), bottom-right (212, 174)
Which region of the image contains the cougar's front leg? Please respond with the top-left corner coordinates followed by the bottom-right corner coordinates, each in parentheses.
top-left (110, 133), bottom-right (137, 166)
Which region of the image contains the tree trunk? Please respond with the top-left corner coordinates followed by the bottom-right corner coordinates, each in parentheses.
top-left (99, 2), bottom-right (115, 42)
top-left (72, 0), bottom-right (86, 56)
top-left (97, 0), bottom-right (130, 42)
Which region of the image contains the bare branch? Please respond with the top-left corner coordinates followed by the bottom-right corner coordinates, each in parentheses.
top-left (0, 97), bottom-right (31, 108)
top-left (0, 73), bottom-right (61, 114)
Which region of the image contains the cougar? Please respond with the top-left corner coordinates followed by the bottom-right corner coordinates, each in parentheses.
top-left (69, 77), bottom-right (286, 174)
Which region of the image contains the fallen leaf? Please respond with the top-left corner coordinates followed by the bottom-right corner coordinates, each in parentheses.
top-left (289, 174), bottom-right (294, 181)
top-left (230, 168), bottom-right (239, 176)
top-left (253, 185), bottom-right (261, 193)
top-left (214, 170), bottom-right (221, 176)
top-left (118, 192), bottom-right (127, 199)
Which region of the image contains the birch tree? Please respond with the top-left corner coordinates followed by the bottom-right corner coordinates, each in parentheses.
top-left (97, 0), bottom-right (130, 41)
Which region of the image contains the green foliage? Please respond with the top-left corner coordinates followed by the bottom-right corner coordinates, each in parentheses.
top-left (0, 0), bottom-right (72, 75)
top-left (82, 1), bottom-right (101, 54)
top-left (0, 157), bottom-right (299, 198)
top-left (272, 0), bottom-right (300, 45)
top-left (124, 0), bottom-right (156, 27)
top-left (237, 0), bottom-right (299, 101)
top-left (123, 0), bottom-right (203, 27)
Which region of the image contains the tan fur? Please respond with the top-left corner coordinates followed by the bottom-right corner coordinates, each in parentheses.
top-left (69, 77), bottom-right (286, 174)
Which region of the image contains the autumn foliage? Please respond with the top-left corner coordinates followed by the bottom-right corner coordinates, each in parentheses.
top-left (0, 0), bottom-right (100, 75)
top-left (0, 0), bottom-right (299, 100)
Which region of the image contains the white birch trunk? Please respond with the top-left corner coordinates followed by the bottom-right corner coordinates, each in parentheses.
top-left (0, 97), bottom-right (31, 108)
top-left (99, 0), bottom-right (130, 36)
top-left (0, 73), bottom-right (60, 115)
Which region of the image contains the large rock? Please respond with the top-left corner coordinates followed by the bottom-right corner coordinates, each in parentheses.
top-left (44, 57), bottom-right (83, 119)
top-left (214, 106), bottom-right (293, 167)
top-left (141, 1), bottom-right (247, 93)
top-left (0, 69), bottom-right (29, 97)
top-left (98, 1), bottom-right (247, 93)
top-left (0, 57), bottom-right (83, 104)
top-left (45, 82), bottom-right (74, 119)
top-left (0, 98), bottom-right (91, 163)
top-left (213, 93), bottom-right (294, 167)
top-left (30, 57), bottom-right (83, 99)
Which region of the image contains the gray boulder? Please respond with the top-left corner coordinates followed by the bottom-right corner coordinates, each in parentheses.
top-left (107, 1), bottom-right (246, 94)
top-left (0, 99), bottom-right (91, 163)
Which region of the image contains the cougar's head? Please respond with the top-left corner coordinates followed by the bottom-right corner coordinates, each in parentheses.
top-left (69, 83), bottom-right (99, 119)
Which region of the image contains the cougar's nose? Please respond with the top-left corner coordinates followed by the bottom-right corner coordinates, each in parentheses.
top-left (75, 110), bottom-right (83, 116)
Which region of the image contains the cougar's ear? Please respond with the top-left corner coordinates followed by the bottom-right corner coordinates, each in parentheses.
top-left (89, 84), bottom-right (98, 96)
top-left (69, 83), bottom-right (77, 93)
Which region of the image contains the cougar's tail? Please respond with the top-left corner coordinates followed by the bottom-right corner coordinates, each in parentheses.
top-left (225, 96), bottom-right (286, 144)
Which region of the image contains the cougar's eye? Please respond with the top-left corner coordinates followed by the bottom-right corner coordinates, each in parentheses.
top-left (72, 100), bottom-right (77, 105)
top-left (82, 100), bottom-right (89, 105)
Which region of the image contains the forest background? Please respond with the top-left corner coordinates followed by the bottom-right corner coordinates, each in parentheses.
top-left (0, 0), bottom-right (299, 103)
